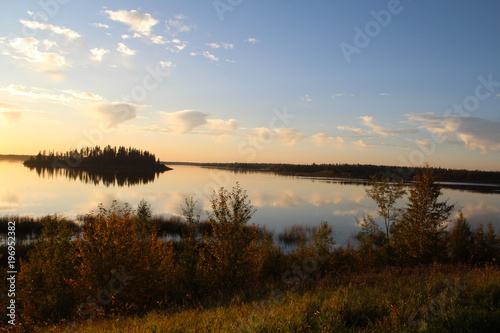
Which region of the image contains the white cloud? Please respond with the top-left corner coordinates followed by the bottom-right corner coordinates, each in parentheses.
top-left (352, 140), bottom-right (369, 150)
top-left (332, 93), bottom-right (355, 99)
top-left (406, 113), bottom-right (500, 153)
top-left (310, 133), bottom-right (344, 147)
top-left (202, 51), bottom-right (218, 61)
top-left (5, 37), bottom-right (67, 72)
top-left (19, 19), bottom-right (81, 40)
top-left (93, 102), bottom-right (141, 128)
top-left (221, 42), bottom-right (234, 49)
top-left (190, 51), bottom-right (219, 62)
top-left (90, 47), bottom-right (110, 62)
top-left (150, 35), bottom-right (167, 44)
top-left (379, 92), bottom-right (392, 96)
top-left (159, 61), bottom-right (175, 68)
top-left (91, 23), bottom-right (110, 29)
top-left (116, 42), bottom-right (136, 56)
top-left (104, 9), bottom-right (159, 36)
top-left (162, 110), bottom-right (208, 134)
top-left (301, 94), bottom-right (312, 102)
top-left (245, 37), bottom-right (260, 44)
top-left (165, 14), bottom-right (192, 36)
top-left (206, 43), bottom-right (220, 49)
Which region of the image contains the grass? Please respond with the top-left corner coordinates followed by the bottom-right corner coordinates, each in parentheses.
top-left (35, 265), bottom-right (500, 333)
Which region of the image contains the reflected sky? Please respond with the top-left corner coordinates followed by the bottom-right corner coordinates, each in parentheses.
top-left (1, 161), bottom-right (499, 244)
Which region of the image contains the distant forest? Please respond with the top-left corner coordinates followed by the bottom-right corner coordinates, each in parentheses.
top-left (23, 145), bottom-right (170, 171)
top-left (169, 162), bottom-right (500, 185)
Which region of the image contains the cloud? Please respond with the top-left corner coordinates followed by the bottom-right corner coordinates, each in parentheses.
top-left (165, 14), bottom-right (192, 36)
top-left (332, 93), bottom-right (355, 99)
top-left (310, 133), bottom-right (344, 147)
top-left (90, 47), bottom-right (110, 62)
top-left (301, 94), bottom-right (312, 102)
top-left (117, 42), bottom-right (136, 56)
top-left (338, 116), bottom-right (418, 137)
top-left (0, 111), bottom-right (22, 123)
top-left (5, 37), bottom-right (67, 72)
top-left (162, 110), bottom-right (208, 134)
top-left (337, 125), bottom-right (364, 134)
top-left (91, 23), bottom-right (110, 29)
top-left (104, 9), bottom-right (159, 36)
top-left (19, 19), bottom-right (81, 40)
top-left (93, 102), bottom-right (141, 128)
top-left (0, 85), bottom-right (72, 103)
top-left (379, 92), bottom-right (392, 96)
top-left (245, 37), bottom-right (260, 44)
top-left (190, 51), bottom-right (219, 62)
top-left (406, 113), bottom-right (500, 153)
top-left (206, 43), bottom-right (220, 49)
top-left (61, 90), bottom-right (104, 101)
top-left (274, 128), bottom-right (306, 146)
top-left (352, 140), bottom-right (369, 150)
top-left (159, 61), bottom-right (175, 69)
top-left (206, 119), bottom-right (239, 142)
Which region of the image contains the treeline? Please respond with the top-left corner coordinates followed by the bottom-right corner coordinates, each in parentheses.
top-left (1, 169), bottom-right (499, 329)
top-left (190, 162), bottom-right (500, 184)
top-left (23, 145), bottom-right (169, 170)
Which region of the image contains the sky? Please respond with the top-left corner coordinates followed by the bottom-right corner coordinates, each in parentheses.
top-left (0, 0), bottom-right (499, 171)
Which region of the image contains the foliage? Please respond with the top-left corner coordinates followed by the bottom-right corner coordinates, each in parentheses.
top-left (364, 175), bottom-right (406, 240)
top-left (23, 145), bottom-right (168, 170)
top-left (392, 166), bottom-right (455, 265)
top-left (448, 211), bottom-right (473, 264)
top-left (18, 216), bottom-right (79, 323)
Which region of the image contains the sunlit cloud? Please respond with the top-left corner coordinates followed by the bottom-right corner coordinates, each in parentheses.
top-left (379, 92), bottom-right (392, 96)
top-left (406, 113), bottom-right (500, 153)
top-left (92, 102), bottom-right (141, 128)
top-left (310, 132), bottom-right (344, 147)
top-left (190, 51), bottom-right (219, 62)
top-left (61, 90), bottom-right (104, 101)
top-left (89, 47), bottom-right (110, 62)
top-left (162, 110), bottom-right (208, 134)
top-left (0, 111), bottom-right (22, 124)
top-left (104, 9), bottom-right (159, 36)
top-left (0, 85), bottom-right (72, 103)
top-left (19, 19), bottom-right (81, 40)
top-left (338, 116), bottom-right (417, 138)
top-left (91, 22), bottom-right (110, 29)
top-left (4, 37), bottom-right (68, 72)
top-left (116, 42), bottom-right (137, 56)
top-left (274, 128), bottom-right (307, 146)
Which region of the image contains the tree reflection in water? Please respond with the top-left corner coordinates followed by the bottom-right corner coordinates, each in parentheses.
top-left (27, 166), bottom-right (164, 187)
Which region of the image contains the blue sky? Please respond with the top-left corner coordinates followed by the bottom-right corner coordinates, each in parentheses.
top-left (0, 0), bottom-right (499, 170)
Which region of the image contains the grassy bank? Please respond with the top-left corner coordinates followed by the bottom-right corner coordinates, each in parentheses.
top-left (38, 265), bottom-right (500, 333)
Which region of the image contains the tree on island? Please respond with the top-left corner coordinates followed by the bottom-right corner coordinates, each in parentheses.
top-left (23, 145), bottom-right (169, 171)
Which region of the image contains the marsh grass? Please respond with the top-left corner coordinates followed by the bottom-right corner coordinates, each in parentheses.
top-left (36, 265), bottom-right (499, 333)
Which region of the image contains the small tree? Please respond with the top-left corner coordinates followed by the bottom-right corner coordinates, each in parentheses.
top-left (392, 166), bottom-right (455, 265)
top-left (200, 183), bottom-right (259, 294)
top-left (365, 175), bottom-right (406, 241)
top-left (448, 210), bottom-right (473, 264)
top-left (471, 222), bottom-right (499, 264)
top-left (19, 216), bottom-right (78, 323)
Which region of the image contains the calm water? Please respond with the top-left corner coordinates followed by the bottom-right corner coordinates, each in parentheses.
top-left (1, 160), bottom-right (499, 244)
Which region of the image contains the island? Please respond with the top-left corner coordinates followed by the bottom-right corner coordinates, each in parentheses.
top-left (23, 145), bottom-right (170, 171)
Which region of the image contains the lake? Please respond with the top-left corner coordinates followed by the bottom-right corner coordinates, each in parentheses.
top-left (1, 159), bottom-right (499, 244)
